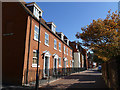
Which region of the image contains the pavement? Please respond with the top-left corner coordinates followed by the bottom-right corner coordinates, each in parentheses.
top-left (2, 69), bottom-right (109, 90)
top-left (40, 69), bottom-right (109, 89)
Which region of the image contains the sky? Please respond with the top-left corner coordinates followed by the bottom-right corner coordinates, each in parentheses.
top-left (25, 2), bottom-right (118, 43)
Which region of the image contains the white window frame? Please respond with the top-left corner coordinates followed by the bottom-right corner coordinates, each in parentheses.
top-left (34, 7), bottom-right (39, 19)
top-left (59, 42), bottom-right (61, 52)
top-left (67, 48), bottom-right (68, 55)
top-left (58, 57), bottom-right (61, 67)
top-left (64, 46), bottom-right (66, 54)
top-left (54, 39), bottom-right (57, 50)
top-left (34, 25), bottom-right (39, 41)
top-left (32, 50), bottom-right (40, 67)
top-left (52, 25), bottom-right (56, 33)
top-left (45, 32), bottom-right (49, 46)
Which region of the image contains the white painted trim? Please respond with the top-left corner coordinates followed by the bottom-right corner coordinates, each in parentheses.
top-left (59, 65), bottom-right (62, 67)
top-left (54, 47), bottom-right (57, 50)
top-left (53, 54), bottom-right (59, 59)
top-left (64, 46), bottom-right (66, 54)
top-left (34, 3), bottom-right (43, 13)
top-left (33, 50), bottom-right (37, 52)
top-left (63, 57), bottom-right (67, 61)
top-left (45, 32), bottom-right (49, 46)
top-left (32, 64), bottom-right (40, 67)
top-left (45, 43), bottom-right (49, 47)
top-left (59, 42), bottom-right (61, 51)
top-left (43, 53), bottom-right (50, 77)
top-left (47, 22), bottom-right (56, 28)
top-left (33, 57), bottom-right (37, 59)
top-left (54, 39), bottom-right (57, 50)
top-left (59, 50), bottom-right (61, 52)
top-left (33, 38), bottom-right (41, 43)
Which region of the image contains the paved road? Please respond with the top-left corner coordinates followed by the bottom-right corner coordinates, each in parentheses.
top-left (40, 69), bottom-right (109, 89)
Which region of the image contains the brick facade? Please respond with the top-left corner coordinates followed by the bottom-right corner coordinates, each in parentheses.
top-left (2, 2), bottom-right (87, 86)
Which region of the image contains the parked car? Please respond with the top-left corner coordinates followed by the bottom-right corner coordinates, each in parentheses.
top-left (98, 65), bottom-right (102, 72)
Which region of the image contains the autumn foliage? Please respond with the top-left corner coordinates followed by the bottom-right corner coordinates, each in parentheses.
top-left (76, 10), bottom-right (120, 61)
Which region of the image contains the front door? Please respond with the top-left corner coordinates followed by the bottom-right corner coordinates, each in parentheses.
top-left (45, 56), bottom-right (49, 75)
top-left (54, 58), bottom-right (57, 74)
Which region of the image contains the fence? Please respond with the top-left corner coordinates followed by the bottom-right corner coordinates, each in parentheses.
top-left (23, 67), bottom-right (86, 86)
top-left (102, 55), bottom-right (120, 90)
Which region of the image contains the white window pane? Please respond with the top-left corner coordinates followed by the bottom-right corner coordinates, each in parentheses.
top-left (54, 39), bottom-right (57, 49)
top-left (45, 33), bottom-right (49, 45)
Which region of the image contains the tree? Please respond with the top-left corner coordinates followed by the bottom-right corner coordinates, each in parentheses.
top-left (76, 10), bottom-right (120, 61)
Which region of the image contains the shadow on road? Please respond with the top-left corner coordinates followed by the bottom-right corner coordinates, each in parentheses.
top-left (40, 70), bottom-right (109, 89)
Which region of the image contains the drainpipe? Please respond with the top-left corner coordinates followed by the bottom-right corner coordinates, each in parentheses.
top-left (35, 15), bottom-right (42, 90)
top-left (26, 16), bottom-right (32, 84)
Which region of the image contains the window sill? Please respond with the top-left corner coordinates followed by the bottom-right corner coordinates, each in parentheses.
top-left (45, 43), bottom-right (49, 47)
top-left (33, 38), bottom-right (41, 43)
top-left (59, 50), bottom-right (61, 52)
top-left (54, 48), bottom-right (57, 50)
top-left (32, 64), bottom-right (40, 67)
top-left (59, 65), bottom-right (62, 67)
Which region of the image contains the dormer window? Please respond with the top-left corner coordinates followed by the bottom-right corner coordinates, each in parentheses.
top-left (57, 32), bottom-right (64, 41)
top-left (47, 22), bottom-right (56, 34)
top-left (65, 39), bottom-right (69, 46)
top-left (33, 7), bottom-right (39, 19)
top-left (26, 2), bottom-right (43, 20)
top-left (52, 25), bottom-right (56, 33)
top-left (67, 40), bottom-right (69, 46)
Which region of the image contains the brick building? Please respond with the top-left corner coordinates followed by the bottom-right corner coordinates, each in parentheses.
top-left (2, 2), bottom-right (74, 85)
top-left (70, 41), bottom-right (88, 69)
top-left (2, 2), bottom-right (88, 86)
top-left (87, 52), bottom-right (97, 69)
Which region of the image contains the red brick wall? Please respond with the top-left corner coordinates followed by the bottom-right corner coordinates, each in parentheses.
top-left (22, 13), bottom-right (73, 83)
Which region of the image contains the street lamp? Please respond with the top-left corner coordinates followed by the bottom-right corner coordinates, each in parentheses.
top-left (35, 12), bottom-right (42, 90)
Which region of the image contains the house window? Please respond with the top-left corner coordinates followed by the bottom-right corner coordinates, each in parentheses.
top-left (58, 57), bottom-right (61, 67)
top-left (64, 46), bottom-right (65, 54)
top-left (34, 7), bottom-right (39, 19)
top-left (45, 32), bottom-right (49, 46)
top-left (54, 39), bottom-right (57, 49)
top-left (34, 25), bottom-right (39, 41)
top-left (32, 50), bottom-right (38, 64)
top-left (67, 48), bottom-right (68, 55)
top-left (52, 25), bottom-right (56, 33)
top-left (59, 42), bottom-right (61, 51)
top-left (70, 51), bottom-right (72, 56)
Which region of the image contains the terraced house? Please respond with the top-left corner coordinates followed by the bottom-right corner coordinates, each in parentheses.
top-left (2, 2), bottom-right (74, 85)
top-left (2, 2), bottom-right (88, 86)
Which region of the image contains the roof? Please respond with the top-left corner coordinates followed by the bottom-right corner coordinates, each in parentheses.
top-left (70, 41), bottom-right (87, 55)
top-left (25, 2), bottom-right (43, 12)
top-left (19, 2), bottom-right (72, 49)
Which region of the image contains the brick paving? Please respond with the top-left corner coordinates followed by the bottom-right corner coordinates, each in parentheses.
top-left (40, 69), bottom-right (109, 89)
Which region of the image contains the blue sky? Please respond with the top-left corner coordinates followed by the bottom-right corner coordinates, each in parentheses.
top-left (29, 2), bottom-right (118, 42)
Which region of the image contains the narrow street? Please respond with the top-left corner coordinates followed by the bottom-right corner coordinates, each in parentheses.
top-left (40, 69), bottom-right (108, 89)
